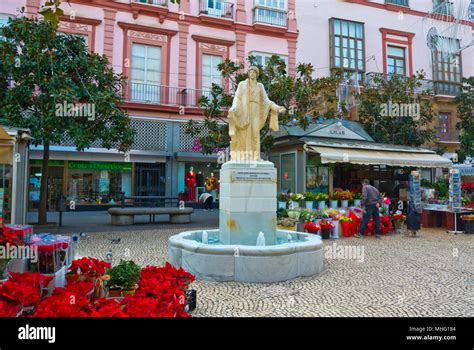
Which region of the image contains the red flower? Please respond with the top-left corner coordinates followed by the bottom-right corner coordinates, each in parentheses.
top-left (319, 220), bottom-right (335, 230)
top-left (0, 300), bottom-right (20, 317)
top-left (89, 298), bottom-right (127, 318)
top-left (8, 272), bottom-right (53, 289)
top-left (69, 257), bottom-right (111, 277)
top-left (303, 222), bottom-right (320, 233)
top-left (33, 292), bottom-right (91, 317)
top-left (53, 281), bottom-right (95, 300)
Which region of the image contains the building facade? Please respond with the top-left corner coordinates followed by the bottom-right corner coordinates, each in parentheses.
top-left (296, 0), bottom-right (473, 157)
top-left (0, 0), bottom-right (298, 209)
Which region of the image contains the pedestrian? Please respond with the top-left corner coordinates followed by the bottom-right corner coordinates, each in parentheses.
top-left (199, 192), bottom-right (213, 211)
top-left (354, 179), bottom-right (382, 239)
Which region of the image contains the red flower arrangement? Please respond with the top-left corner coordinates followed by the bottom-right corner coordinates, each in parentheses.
top-left (303, 222), bottom-right (320, 233)
top-left (89, 298), bottom-right (127, 318)
top-left (33, 292), bottom-right (91, 317)
top-left (319, 220), bottom-right (335, 231)
top-left (392, 213), bottom-right (406, 221)
top-left (69, 257), bottom-right (111, 277)
top-left (461, 182), bottom-right (474, 190)
top-left (0, 272), bottom-right (53, 309)
top-left (0, 300), bottom-right (20, 317)
top-left (0, 225), bottom-right (25, 246)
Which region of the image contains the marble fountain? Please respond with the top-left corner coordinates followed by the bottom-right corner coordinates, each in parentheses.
top-left (168, 66), bottom-right (324, 283)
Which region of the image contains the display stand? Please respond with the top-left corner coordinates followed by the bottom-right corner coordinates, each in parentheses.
top-left (448, 168), bottom-right (463, 234)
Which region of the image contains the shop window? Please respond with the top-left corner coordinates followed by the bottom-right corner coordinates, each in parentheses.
top-left (0, 164), bottom-right (12, 224)
top-left (306, 154), bottom-right (329, 193)
top-left (131, 43), bottom-right (162, 103)
top-left (281, 153), bottom-right (296, 193)
top-left (269, 155), bottom-right (280, 191)
top-left (330, 18), bottom-right (365, 83)
top-left (178, 162), bottom-right (220, 202)
top-left (28, 161), bottom-right (65, 211)
top-left (202, 54), bottom-right (222, 98)
top-left (68, 161), bottom-right (132, 205)
top-left (134, 162), bottom-right (165, 197)
top-left (387, 45), bottom-right (406, 77)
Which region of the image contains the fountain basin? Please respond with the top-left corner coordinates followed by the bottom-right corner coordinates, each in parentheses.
top-left (168, 230), bottom-right (324, 283)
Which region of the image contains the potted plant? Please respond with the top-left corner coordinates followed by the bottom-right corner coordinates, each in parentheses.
top-left (289, 193), bottom-right (303, 209)
top-left (277, 193), bottom-right (288, 210)
top-left (315, 192), bottom-right (328, 210)
top-left (329, 191), bottom-right (340, 208)
top-left (107, 260), bottom-right (141, 298)
top-left (339, 190), bottom-right (352, 208)
top-left (303, 192), bottom-right (315, 210)
top-left (319, 220), bottom-right (335, 239)
top-left (352, 192), bottom-right (362, 207)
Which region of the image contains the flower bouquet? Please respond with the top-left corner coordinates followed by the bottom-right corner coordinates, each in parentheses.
top-left (303, 192), bottom-right (316, 210)
top-left (303, 221), bottom-right (320, 234)
top-left (380, 216), bottom-right (393, 235)
top-left (67, 257), bottom-right (111, 300)
top-left (289, 193), bottom-right (304, 209)
top-left (339, 215), bottom-right (353, 237)
top-left (351, 191), bottom-right (362, 206)
top-left (392, 211), bottom-right (406, 230)
top-left (277, 193), bottom-right (289, 209)
top-left (339, 191), bottom-right (352, 208)
top-left (315, 192), bottom-right (329, 209)
top-left (319, 220), bottom-right (335, 239)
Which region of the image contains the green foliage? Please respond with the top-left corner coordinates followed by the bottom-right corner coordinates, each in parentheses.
top-left (107, 260), bottom-right (141, 290)
top-left (186, 55), bottom-right (341, 154)
top-left (0, 17), bottom-right (134, 151)
top-left (433, 177), bottom-right (449, 199)
top-left (454, 77), bottom-right (474, 162)
top-left (356, 72), bottom-right (435, 146)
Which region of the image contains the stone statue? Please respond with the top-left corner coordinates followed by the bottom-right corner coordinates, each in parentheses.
top-left (228, 66), bottom-right (285, 161)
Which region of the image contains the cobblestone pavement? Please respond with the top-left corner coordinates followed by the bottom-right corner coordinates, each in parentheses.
top-left (73, 227), bottom-right (474, 317)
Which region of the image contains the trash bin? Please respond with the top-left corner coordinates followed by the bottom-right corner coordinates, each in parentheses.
top-left (461, 215), bottom-right (474, 234)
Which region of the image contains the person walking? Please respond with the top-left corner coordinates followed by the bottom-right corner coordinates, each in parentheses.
top-left (199, 192), bottom-right (214, 211)
top-left (354, 179), bottom-right (382, 239)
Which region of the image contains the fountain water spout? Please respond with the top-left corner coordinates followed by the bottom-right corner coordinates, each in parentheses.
top-left (287, 234), bottom-right (292, 242)
top-left (202, 231), bottom-right (208, 244)
top-left (256, 232), bottom-right (266, 246)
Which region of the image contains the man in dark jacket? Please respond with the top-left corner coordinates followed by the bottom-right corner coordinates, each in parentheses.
top-left (354, 179), bottom-right (382, 239)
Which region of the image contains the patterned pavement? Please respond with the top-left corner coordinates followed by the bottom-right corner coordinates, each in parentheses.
top-left (73, 226), bottom-right (474, 317)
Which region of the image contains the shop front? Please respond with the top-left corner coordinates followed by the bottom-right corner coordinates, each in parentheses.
top-left (269, 119), bottom-right (453, 203)
top-left (177, 160), bottom-right (220, 203)
top-left (0, 126), bottom-right (31, 225)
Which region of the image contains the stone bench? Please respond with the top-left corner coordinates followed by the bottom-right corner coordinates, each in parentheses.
top-left (108, 207), bottom-right (194, 226)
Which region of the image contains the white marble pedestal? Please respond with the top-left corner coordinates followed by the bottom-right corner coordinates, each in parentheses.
top-left (219, 161), bottom-right (277, 246)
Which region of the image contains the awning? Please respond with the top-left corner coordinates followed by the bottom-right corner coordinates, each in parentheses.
top-left (304, 145), bottom-right (452, 168)
top-left (453, 165), bottom-right (474, 176)
top-left (0, 126), bottom-right (13, 165)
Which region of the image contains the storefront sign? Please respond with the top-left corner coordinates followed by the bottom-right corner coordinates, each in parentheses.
top-left (231, 171), bottom-right (275, 182)
top-left (68, 161), bottom-right (132, 171)
top-left (30, 160), bottom-right (64, 166)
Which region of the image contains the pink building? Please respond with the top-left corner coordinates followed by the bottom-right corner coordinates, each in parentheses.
top-left (0, 0), bottom-right (299, 209)
top-left (296, 0), bottom-right (474, 155)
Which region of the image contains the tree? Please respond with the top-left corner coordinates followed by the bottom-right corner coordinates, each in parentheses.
top-left (355, 72), bottom-right (435, 147)
top-left (186, 55), bottom-right (342, 155)
top-left (454, 77), bottom-right (474, 162)
top-left (0, 16), bottom-right (134, 225)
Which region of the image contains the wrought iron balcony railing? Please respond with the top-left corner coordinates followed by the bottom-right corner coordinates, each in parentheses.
top-left (365, 72), bottom-right (434, 94)
top-left (125, 82), bottom-right (211, 107)
top-left (436, 127), bottom-right (460, 142)
top-left (253, 6), bottom-right (287, 27)
top-left (133, 0), bottom-right (168, 6)
top-left (433, 81), bottom-right (461, 96)
top-left (433, 0), bottom-right (454, 16)
top-left (199, 0), bottom-right (234, 19)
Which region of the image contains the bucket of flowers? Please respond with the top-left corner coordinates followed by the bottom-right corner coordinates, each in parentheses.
top-left (319, 220), bottom-right (335, 239)
top-left (277, 193), bottom-right (289, 210)
top-left (289, 193), bottom-right (304, 209)
top-left (329, 192), bottom-right (340, 208)
top-left (303, 192), bottom-right (316, 210)
top-left (352, 191), bottom-right (362, 207)
top-left (339, 215), bottom-right (354, 237)
top-left (380, 216), bottom-right (393, 235)
top-left (392, 211), bottom-right (406, 231)
top-left (315, 192), bottom-right (329, 210)
top-left (303, 221), bottom-right (320, 234)
top-left (339, 191), bottom-right (352, 208)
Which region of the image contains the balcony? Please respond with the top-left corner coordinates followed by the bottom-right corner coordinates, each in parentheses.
top-left (125, 82), bottom-right (210, 108)
top-left (433, 81), bottom-right (461, 96)
top-left (433, 0), bottom-right (453, 16)
top-left (199, 0), bottom-right (234, 20)
top-left (133, 0), bottom-right (167, 6)
top-left (385, 0), bottom-right (409, 7)
top-left (436, 127), bottom-right (460, 143)
top-left (253, 6), bottom-right (287, 27)
top-left (365, 72), bottom-right (434, 94)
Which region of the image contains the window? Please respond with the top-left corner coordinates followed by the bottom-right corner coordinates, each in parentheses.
top-left (131, 43), bottom-right (162, 102)
top-left (0, 14), bottom-right (15, 41)
top-left (433, 0), bottom-right (453, 16)
top-left (385, 0), bottom-right (409, 6)
top-left (280, 153), bottom-right (296, 193)
top-left (387, 46), bottom-right (406, 76)
top-left (431, 37), bottom-right (462, 95)
top-left (254, 0), bottom-right (287, 27)
top-left (437, 112), bottom-right (450, 141)
top-left (330, 18), bottom-right (365, 83)
top-left (202, 54), bottom-right (222, 94)
top-left (250, 51), bottom-right (288, 69)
